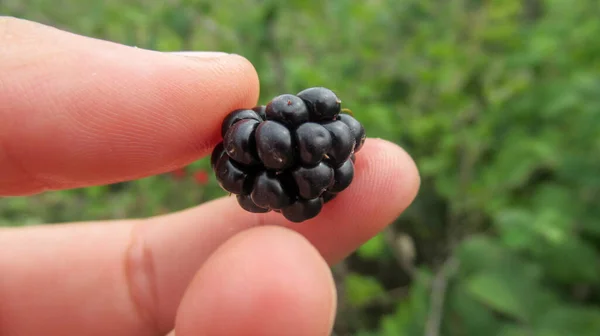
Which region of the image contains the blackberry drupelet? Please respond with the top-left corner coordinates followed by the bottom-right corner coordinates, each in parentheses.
top-left (255, 120), bottom-right (296, 170)
top-left (265, 94), bottom-right (309, 127)
top-left (212, 87), bottom-right (365, 223)
top-left (295, 122), bottom-right (332, 166)
top-left (223, 119), bottom-right (260, 166)
top-left (220, 108), bottom-right (262, 137)
top-left (297, 87), bottom-right (342, 121)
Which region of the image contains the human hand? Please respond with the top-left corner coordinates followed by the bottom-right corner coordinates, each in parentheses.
top-left (0, 17), bottom-right (420, 336)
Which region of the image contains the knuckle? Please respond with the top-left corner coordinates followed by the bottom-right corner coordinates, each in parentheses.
top-left (124, 221), bottom-right (164, 335)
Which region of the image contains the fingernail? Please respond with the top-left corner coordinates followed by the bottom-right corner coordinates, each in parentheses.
top-left (168, 51), bottom-right (230, 59)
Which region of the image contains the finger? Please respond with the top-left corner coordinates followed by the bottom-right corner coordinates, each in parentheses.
top-left (0, 17), bottom-right (259, 196)
top-left (0, 138), bottom-right (419, 336)
top-left (135, 138), bottom-right (418, 329)
top-left (174, 225), bottom-right (336, 336)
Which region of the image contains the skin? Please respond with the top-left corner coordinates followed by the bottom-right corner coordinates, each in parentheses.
top-left (0, 17), bottom-right (421, 336)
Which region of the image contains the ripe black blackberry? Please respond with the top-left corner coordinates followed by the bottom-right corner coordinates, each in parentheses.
top-left (212, 87), bottom-right (365, 223)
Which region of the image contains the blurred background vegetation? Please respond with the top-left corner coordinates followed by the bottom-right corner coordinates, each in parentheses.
top-left (3, 0), bottom-right (600, 335)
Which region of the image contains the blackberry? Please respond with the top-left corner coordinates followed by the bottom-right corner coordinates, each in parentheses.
top-left (211, 87), bottom-right (365, 223)
top-left (321, 120), bottom-right (355, 167)
top-left (210, 142), bottom-right (226, 170)
top-left (295, 122), bottom-right (332, 166)
top-left (329, 158), bottom-right (354, 193)
top-left (255, 120), bottom-right (295, 170)
top-left (214, 154), bottom-right (254, 195)
top-left (337, 114), bottom-right (366, 152)
top-left (265, 94), bottom-right (309, 127)
top-left (282, 197), bottom-right (324, 223)
top-left (291, 162), bottom-right (334, 199)
top-left (250, 171), bottom-right (295, 210)
top-left (221, 108), bottom-right (263, 137)
top-left (237, 194), bottom-right (269, 213)
top-left (223, 119), bottom-right (260, 166)
top-left (252, 105), bottom-right (267, 120)
top-left (297, 87), bottom-right (341, 121)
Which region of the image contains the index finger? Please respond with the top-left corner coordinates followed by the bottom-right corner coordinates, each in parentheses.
top-left (0, 17), bottom-right (260, 196)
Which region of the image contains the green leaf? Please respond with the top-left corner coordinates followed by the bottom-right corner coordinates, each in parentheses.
top-left (445, 283), bottom-right (503, 335)
top-left (495, 324), bottom-right (540, 336)
top-left (465, 272), bottom-right (532, 322)
top-left (357, 233), bottom-right (386, 260)
top-left (456, 235), bottom-right (513, 275)
top-left (535, 305), bottom-right (600, 335)
top-left (345, 273), bottom-right (385, 307)
top-left (494, 208), bottom-right (537, 251)
top-left (537, 237), bottom-right (600, 283)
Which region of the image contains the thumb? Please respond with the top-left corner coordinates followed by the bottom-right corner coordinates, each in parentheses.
top-left (0, 17), bottom-right (259, 196)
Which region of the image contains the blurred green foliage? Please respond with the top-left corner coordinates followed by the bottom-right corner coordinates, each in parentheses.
top-left (3, 0), bottom-right (600, 335)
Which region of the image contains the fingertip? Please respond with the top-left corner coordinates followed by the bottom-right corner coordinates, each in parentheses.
top-left (358, 138), bottom-right (421, 206)
top-left (275, 138), bottom-right (421, 263)
top-left (174, 226), bottom-right (336, 336)
top-left (215, 53), bottom-right (261, 120)
top-left (172, 52), bottom-right (261, 147)
top-left (181, 52), bottom-right (261, 109)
